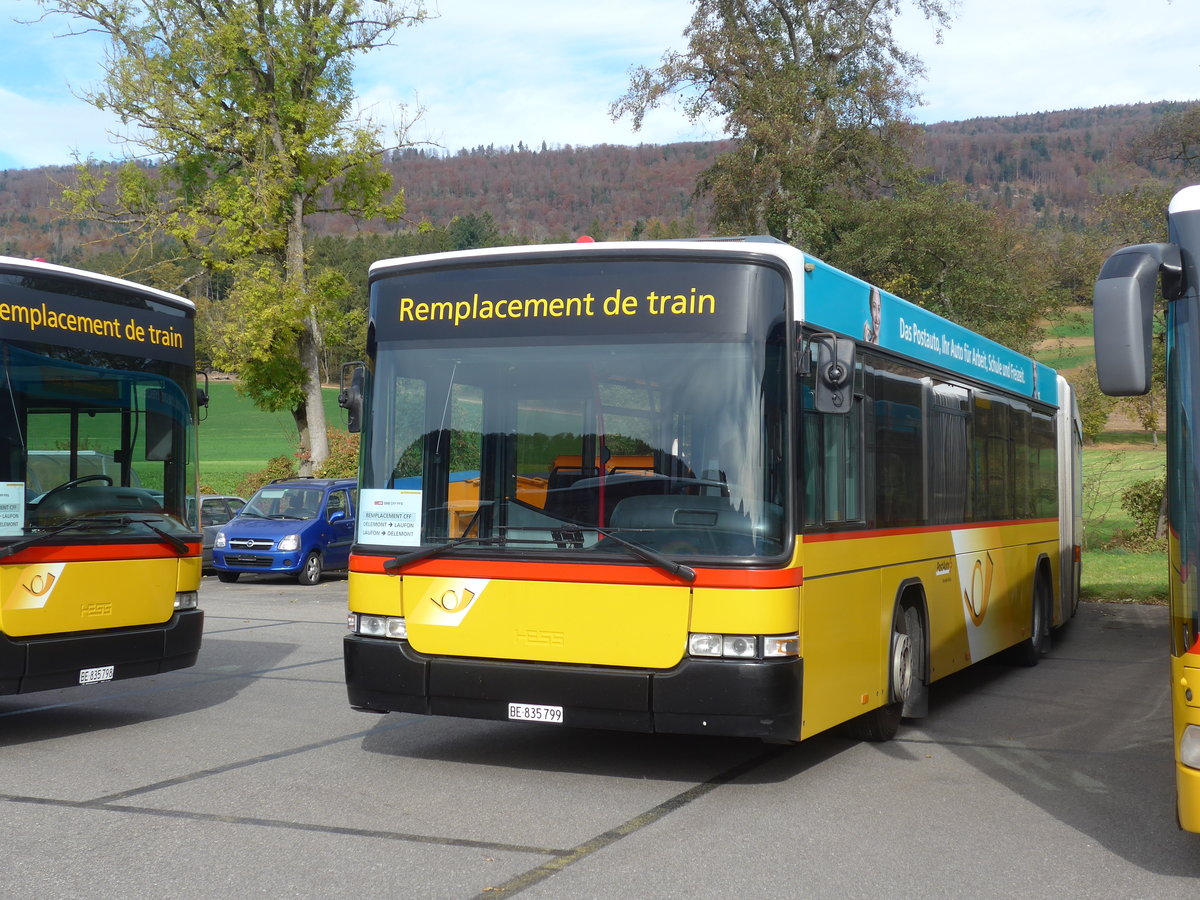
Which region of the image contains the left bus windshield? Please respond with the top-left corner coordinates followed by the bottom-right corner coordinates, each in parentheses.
top-left (1, 342), bottom-right (195, 536)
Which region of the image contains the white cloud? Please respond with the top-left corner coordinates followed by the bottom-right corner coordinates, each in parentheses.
top-left (2, 0), bottom-right (1199, 170)
top-left (895, 0), bottom-right (1200, 122)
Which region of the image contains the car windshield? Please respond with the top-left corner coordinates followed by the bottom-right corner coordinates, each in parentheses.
top-left (243, 486), bottom-right (323, 521)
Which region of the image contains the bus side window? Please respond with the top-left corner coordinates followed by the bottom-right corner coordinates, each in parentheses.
top-left (800, 363), bottom-right (863, 528)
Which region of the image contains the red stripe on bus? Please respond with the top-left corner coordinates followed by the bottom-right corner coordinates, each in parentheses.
top-left (0, 542), bottom-right (201, 564)
top-left (350, 553), bottom-right (803, 589)
top-left (802, 518), bottom-right (1058, 543)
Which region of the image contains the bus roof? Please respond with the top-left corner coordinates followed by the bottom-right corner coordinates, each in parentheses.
top-left (368, 239), bottom-right (1056, 405)
top-left (0, 255), bottom-right (194, 312)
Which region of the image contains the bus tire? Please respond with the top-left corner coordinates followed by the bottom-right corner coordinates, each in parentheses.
top-left (1013, 570), bottom-right (1052, 667)
top-left (297, 551), bottom-right (322, 586)
top-left (845, 603), bottom-right (923, 742)
top-left (216, 571), bottom-right (239, 583)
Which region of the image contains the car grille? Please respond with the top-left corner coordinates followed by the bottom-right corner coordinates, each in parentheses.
top-left (229, 538), bottom-right (275, 550)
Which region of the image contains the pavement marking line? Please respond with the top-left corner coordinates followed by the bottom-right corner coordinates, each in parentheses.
top-left (0, 793), bottom-right (564, 857)
top-left (474, 744), bottom-right (786, 898)
top-left (90, 717), bottom-right (419, 803)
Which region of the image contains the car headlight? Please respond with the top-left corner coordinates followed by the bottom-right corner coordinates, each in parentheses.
top-left (278, 534), bottom-right (300, 551)
top-left (214, 532), bottom-right (226, 548)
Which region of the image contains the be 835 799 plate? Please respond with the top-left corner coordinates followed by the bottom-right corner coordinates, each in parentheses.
top-left (507, 702), bottom-right (563, 724)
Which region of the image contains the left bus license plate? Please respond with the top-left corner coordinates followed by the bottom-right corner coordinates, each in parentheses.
top-left (508, 702), bottom-right (563, 724)
top-left (79, 665), bottom-right (114, 685)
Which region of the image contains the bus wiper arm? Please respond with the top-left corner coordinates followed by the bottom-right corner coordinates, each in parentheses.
top-left (125, 518), bottom-right (191, 554)
top-left (514, 505), bottom-right (696, 583)
top-left (595, 528), bottom-right (696, 583)
top-left (383, 535), bottom-right (506, 572)
top-left (0, 516), bottom-right (127, 560)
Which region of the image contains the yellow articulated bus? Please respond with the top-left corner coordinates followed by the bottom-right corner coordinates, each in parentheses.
top-left (0, 257), bottom-right (203, 694)
top-left (342, 239), bottom-right (1081, 741)
top-left (1093, 185), bottom-right (1200, 830)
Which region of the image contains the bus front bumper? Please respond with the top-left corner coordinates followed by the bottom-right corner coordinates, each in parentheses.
top-left (0, 609), bottom-right (204, 695)
top-left (343, 634), bottom-right (803, 742)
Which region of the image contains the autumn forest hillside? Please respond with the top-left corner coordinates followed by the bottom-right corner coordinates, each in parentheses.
top-left (0, 101), bottom-right (1190, 262)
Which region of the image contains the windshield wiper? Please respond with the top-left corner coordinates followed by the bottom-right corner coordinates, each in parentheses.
top-left (589, 526), bottom-right (697, 583)
top-left (508, 504), bottom-right (696, 583)
top-left (125, 517), bottom-right (190, 554)
top-left (383, 535), bottom-right (507, 571)
top-left (0, 515), bottom-right (191, 559)
top-left (0, 516), bottom-right (128, 560)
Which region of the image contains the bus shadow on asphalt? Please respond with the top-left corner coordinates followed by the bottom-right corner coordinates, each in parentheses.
top-left (0, 637), bottom-right (294, 747)
top-left (358, 710), bottom-right (860, 785)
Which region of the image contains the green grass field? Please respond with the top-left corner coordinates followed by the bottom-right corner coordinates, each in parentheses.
top-left (197, 382), bottom-right (346, 494)
top-left (1080, 444), bottom-right (1168, 602)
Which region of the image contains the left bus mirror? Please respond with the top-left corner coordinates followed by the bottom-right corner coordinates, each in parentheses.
top-left (810, 334), bottom-right (855, 414)
top-left (1093, 242), bottom-right (1181, 396)
top-left (338, 362), bottom-right (365, 434)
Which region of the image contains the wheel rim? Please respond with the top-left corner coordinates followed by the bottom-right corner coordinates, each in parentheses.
top-left (891, 630), bottom-right (913, 703)
top-left (305, 555), bottom-right (320, 580)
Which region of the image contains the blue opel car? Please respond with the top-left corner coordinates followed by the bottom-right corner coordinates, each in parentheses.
top-left (212, 478), bottom-right (357, 585)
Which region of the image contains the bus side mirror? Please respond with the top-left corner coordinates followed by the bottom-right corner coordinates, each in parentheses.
top-left (1092, 243), bottom-right (1182, 396)
top-left (810, 333), bottom-right (855, 414)
top-left (338, 362), bottom-right (365, 434)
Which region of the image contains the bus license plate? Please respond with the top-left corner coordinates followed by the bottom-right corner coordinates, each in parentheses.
top-left (79, 665), bottom-right (114, 685)
top-left (508, 702), bottom-right (563, 724)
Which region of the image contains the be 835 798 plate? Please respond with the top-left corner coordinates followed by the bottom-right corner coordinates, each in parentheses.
top-left (79, 665), bottom-right (114, 685)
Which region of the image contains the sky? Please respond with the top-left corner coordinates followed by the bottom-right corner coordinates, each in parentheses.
top-left (0, 0), bottom-right (1198, 171)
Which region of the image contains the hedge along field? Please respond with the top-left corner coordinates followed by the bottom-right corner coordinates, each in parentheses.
top-left (197, 382), bottom-right (349, 494)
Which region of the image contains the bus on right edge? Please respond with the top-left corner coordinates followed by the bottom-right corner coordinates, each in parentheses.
top-left (1093, 184), bottom-right (1200, 831)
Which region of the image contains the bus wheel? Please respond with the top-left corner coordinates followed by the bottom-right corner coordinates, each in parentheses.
top-left (297, 551), bottom-right (322, 586)
top-left (845, 604), bottom-right (921, 742)
top-left (216, 571), bottom-right (239, 584)
top-left (1013, 573), bottom-right (1051, 667)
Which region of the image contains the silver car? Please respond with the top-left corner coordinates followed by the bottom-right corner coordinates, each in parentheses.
top-left (191, 494), bottom-right (247, 570)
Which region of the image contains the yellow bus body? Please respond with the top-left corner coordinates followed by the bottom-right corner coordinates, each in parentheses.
top-left (349, 517), bottom-right (1059, 740)
top-left (1, 555), bottom-right (199, 637)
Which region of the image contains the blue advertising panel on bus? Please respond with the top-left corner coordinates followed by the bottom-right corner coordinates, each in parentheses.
top-left (802, 257), bottom-right (1057, 405)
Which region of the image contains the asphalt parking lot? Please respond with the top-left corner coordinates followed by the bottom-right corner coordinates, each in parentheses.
top-left (1, 577), bottom-right (1198, 898)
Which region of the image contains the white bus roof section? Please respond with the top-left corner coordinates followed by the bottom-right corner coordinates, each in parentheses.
top-left (1170, 185), bottom-right (1200, 215)
top-left (0, 255), bottom-right (194, 311)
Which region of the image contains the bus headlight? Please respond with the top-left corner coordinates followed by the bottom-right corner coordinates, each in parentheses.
top-left (351, 614), bottom-right (406, 640)
top-left (688, 633), bottom-right (723, 657)
top-left (722, 635), bottom-right (757, 658)
top-left (1181, 725), bottom-right (1200, 769)
top-left (278, 534), bottom-right (300, 552)
top-left (687, 632), bottom-right (800, 660)
top-left (174, 591), bottom-right (199, 610)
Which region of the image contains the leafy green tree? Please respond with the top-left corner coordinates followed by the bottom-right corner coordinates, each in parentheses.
top-left (825, 182), bottom-right (1056, 352)
top-left (611, 0), bottom-right (955, 246)
top-left (39, 0), bottom-right (428, 473)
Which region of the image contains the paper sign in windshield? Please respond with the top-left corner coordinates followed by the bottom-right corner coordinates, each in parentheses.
top-left (0, 483), bottom-right (24, 536)
top-left (358, 489), bottom-right (422, 547)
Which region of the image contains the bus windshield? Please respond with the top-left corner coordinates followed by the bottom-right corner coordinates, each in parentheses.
top-left (362, 335), bottom-right (788, 561)
top-left (1, 341), bottom-right (195, 537)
